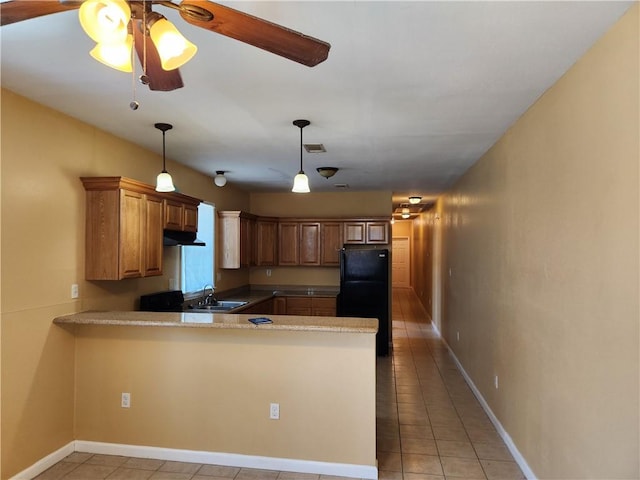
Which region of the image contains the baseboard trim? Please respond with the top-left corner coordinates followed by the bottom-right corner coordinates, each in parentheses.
top-left (10, 441), bottom-right (76, 480)
top-left (430, 324), bottom-right (537, 480)
top-left (75, 441), bottom-right (378, 479)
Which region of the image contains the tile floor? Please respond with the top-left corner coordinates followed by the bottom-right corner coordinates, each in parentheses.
top-left (33, 288), bottom-right (525, 480)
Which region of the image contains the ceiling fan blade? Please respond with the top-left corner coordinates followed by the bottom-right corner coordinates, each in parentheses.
top-left (179, 1), bottom-right (330, 67)
top-left (1, 0), bottom-right (80, 26)
top-left (132, 20), bottom-right (184, 92)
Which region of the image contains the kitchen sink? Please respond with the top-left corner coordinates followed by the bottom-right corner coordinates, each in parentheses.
top-left (186, 300), bottom-right (248, 312)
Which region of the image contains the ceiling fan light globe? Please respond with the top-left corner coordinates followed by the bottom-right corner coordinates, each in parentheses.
top-left (79, 0), bottom-right (130, 43)
top-left (156, 172), bottom-right (176, 192)
top-left (149, 18), bottom-right (198, 71)
top-left (292, 172), bottom-right (310, 193)
top-left (89, 35), bottom-right (133, 72)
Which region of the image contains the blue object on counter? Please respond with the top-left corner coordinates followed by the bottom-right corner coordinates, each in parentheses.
top-left (249, 317), bottom-right (273, 325)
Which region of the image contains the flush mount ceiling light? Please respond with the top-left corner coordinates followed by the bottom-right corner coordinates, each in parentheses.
top-left (316, 167), bottom-right (339, 179)
top-left (154, 122), bottom-right (176, 192)
top-left (409, 196), bottom-right (422, 204)
top-left (401, 213), bottom-right (410, 219)
top-left (214, 171), bottom-right (227, 187)
top-left (292, 119), bottom-right (311, 193)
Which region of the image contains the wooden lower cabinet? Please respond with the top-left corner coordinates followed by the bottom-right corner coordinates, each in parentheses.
top-left (311, 297), bottom-right (337, 316)
top-left (273, 297), bottom-right (287, 314)
top-left (239, 298), bottom-right (274, 315)
top-left (276, 296), bottom-right (337, 316)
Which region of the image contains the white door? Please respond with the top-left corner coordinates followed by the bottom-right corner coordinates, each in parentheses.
top-left (392, 237), bottom-right (410, 288)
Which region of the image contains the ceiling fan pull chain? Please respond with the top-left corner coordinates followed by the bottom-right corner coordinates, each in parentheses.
top-left (130, 17), bottom-right (139, 110)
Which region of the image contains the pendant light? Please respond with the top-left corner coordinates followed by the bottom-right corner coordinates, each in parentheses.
top-left (292, 119), bottom-right (311, 193)
top-left (155, 122), bottom-right (176, 192)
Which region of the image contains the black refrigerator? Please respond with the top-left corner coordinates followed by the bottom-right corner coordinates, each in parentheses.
top-left (336, 248), bottom-right (390, 356)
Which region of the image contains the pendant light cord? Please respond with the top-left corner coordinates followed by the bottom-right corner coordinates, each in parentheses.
top-left (299, 125), bottom-right (304, 173)
top-left (162, 130), bottom-right (167, 172)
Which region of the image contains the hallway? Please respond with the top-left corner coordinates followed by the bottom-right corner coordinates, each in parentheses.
top-left (376, 288), bottom-right (525, 479)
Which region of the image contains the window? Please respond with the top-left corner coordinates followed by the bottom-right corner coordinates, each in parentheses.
top-left (181, 202), bottom-right (214, 295)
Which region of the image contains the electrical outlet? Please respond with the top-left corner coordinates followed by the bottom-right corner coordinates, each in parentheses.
top-left (266, 269), bottom-right (272, 277)
top-left (121, 392), bottom-right (131, 408)
top-left (456, 331), bottom-right (460, 341)
top-left (494, 375), bottom-right (499, 389)
top-left (270, 402), bottom-right (279, 420)
top-left (71, 284), bottom-right (79, 299)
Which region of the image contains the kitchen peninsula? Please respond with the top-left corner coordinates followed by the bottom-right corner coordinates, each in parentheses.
top-left (53, 311), bottom-right (378, 479)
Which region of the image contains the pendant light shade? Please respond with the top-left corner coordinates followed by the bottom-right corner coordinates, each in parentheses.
top-left (292, 119), bottom-right (311, 193)
top-left (154, 122), bottom-right (176, 192)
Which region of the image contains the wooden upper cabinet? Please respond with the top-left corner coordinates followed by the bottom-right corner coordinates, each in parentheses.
top-left (344, 221), bottom-right (366, 244)
top-left (299, 222), bottom-right (321, 266)
top-left (163, 195), bottom-right (199, 233)
top-left (81, 177), bottom-right (178, 280)
top-left (320, 222), bottom-right (343, 265)
top-left (256, 218), bottom-right (278, 266)
top-left (218, 211), bottom-right (256, 269)
top-left (366, 221), bottom-right (389, 244)
top-left (240, 215), bottom-right (255, 268)
top-left (144, 194), bottom-right (164, 277)
top-left (278, 222), bottom-right (300, 265)
top-left (344, 220), bottom-right (389, 245)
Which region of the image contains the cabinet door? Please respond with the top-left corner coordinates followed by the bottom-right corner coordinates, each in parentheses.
top-left (273, 297), bottom-right (287, 314)
top-left (286, 297), bottom-right (312, 315)
top-left (163, 200), bottom-right (183, 231)
top-left (119, 189), bottom-right (145, 278)
top-left (240, 298), bottom-right (274, 315)
top-left (312, 297), bottom-right (336, 316)
top-left (144, 194), bottom-right (164, 277)
top-left (344, 222), bottom-right (366, 244)
top-left (299, 222), bottom-right (321, 266)
top-left (321, 222), bottom-right (343, 265)
top-left (278, 222), bottom-right (299, 265)
top-left (366, 221), bottom-right (389, 244)
top-left (256, 220), bottom-right (278, 266)
top-left (183, 204), bottom-right (198, 232)
top-left (240, 216), bottom-right (255, 267)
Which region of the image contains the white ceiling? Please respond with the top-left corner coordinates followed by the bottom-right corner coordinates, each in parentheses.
top-left (0, 1), bottom-right (633, 211)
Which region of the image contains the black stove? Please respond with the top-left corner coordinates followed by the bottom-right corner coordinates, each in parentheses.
top-left (139, 290), bottom-right (185, 312)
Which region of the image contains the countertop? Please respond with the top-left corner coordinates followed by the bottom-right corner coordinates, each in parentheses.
top-left (53, 311), bottom-right (377, 334)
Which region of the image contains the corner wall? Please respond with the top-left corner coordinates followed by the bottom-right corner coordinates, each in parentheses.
top-left (433, 5), bottom-right (638, 478)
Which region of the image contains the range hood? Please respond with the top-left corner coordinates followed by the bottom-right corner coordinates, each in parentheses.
top-left (163, 230), bottom-right (205, 247)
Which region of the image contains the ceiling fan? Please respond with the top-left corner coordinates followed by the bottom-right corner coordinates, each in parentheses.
top-left (0, 0), bottom-right (331, 91)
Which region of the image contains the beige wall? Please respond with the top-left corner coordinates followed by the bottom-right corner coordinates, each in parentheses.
top-left (72, 323), bottom-right (376, 467)
top-left (429, 5), bottom-right (639, 478)
top-left (0, 90), bottom-right (249, 478)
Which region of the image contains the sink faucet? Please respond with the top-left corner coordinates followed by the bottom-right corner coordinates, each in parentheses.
top-left (201, 284), bottom-right (216, 306)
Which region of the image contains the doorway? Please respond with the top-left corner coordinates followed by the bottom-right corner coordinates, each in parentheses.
top-left (392, 236), bottom-right (411, 288)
